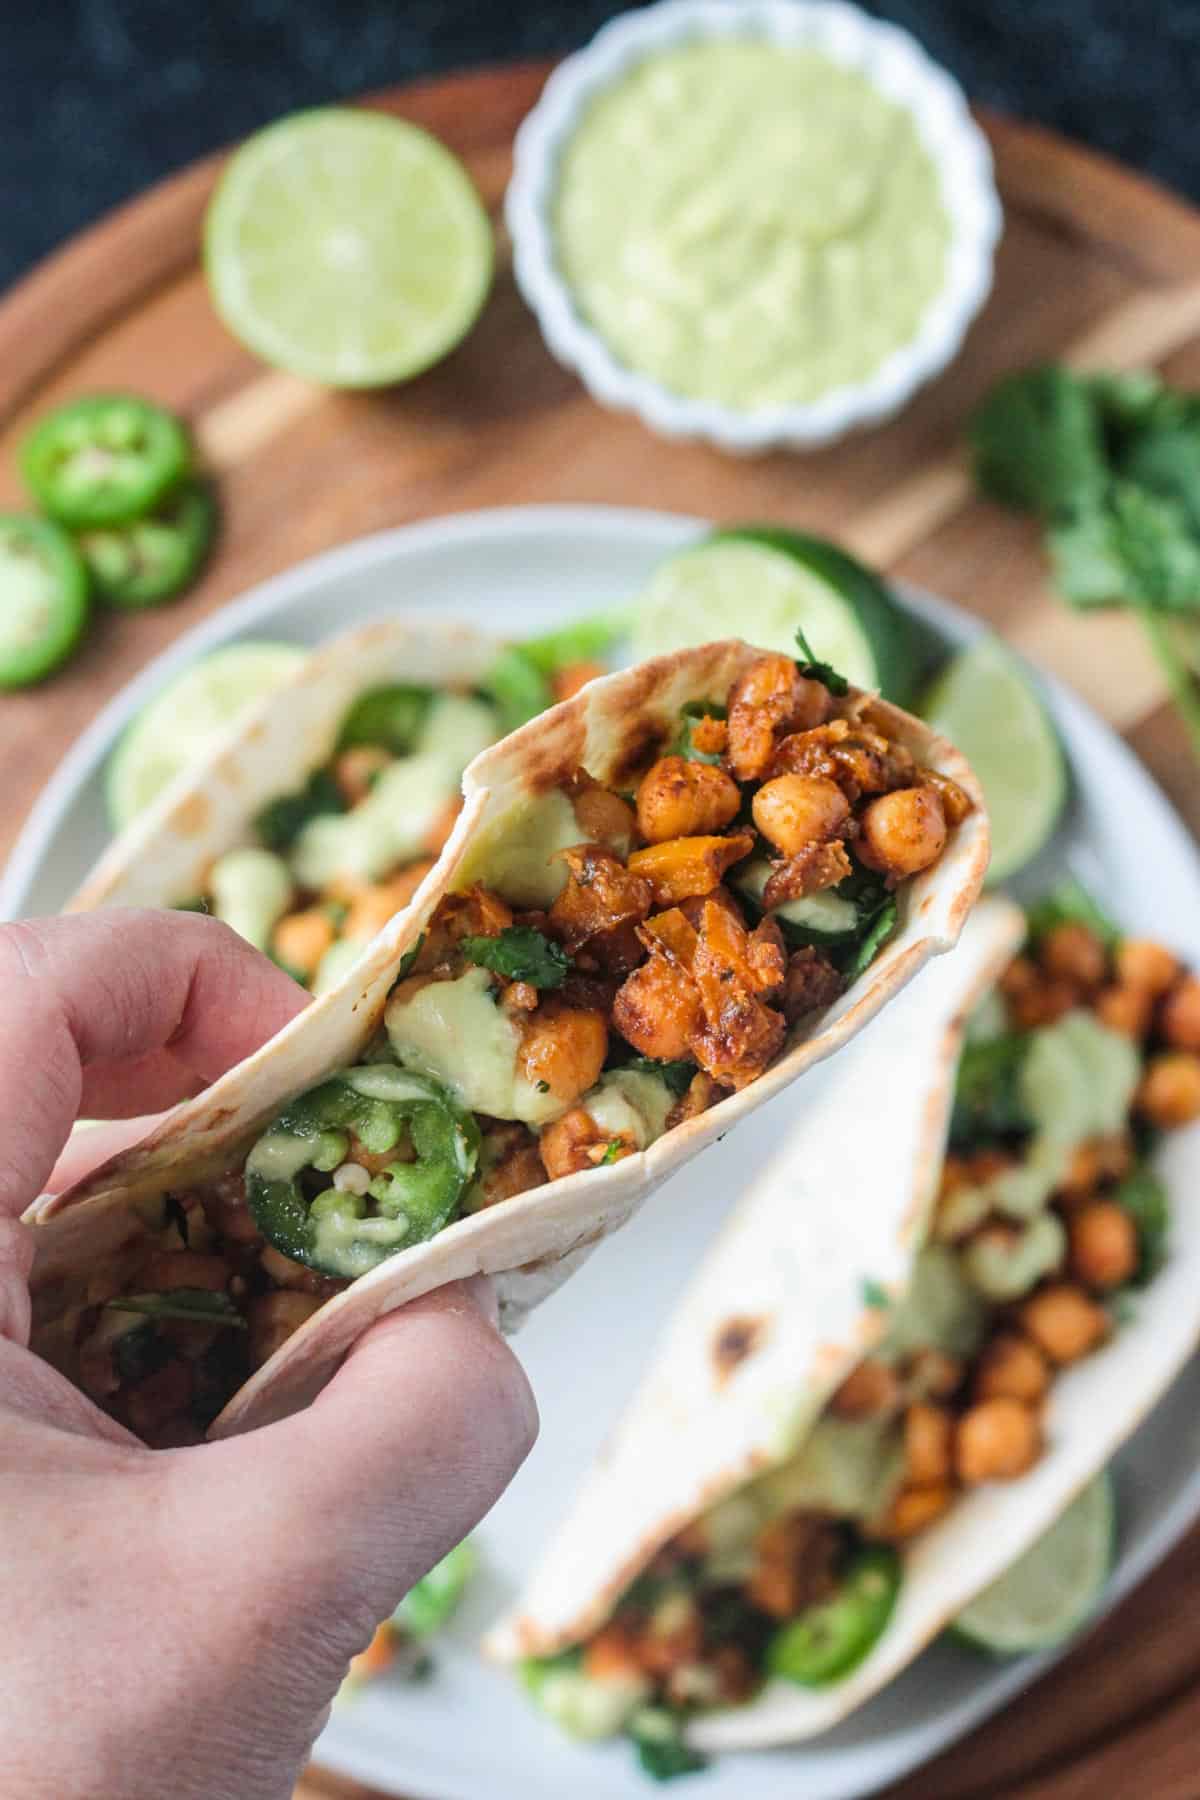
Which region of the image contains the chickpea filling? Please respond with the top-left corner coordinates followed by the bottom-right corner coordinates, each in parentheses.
top-left (175, 651), bottom-right (605, 995)
top-left (69, 652), bottom-right (969, 1448)
top-left (522, 892), bottom-right (1197, 1744)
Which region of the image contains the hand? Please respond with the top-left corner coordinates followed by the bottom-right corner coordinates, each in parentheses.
top-left (0, 913), bottom-right (537, 1800)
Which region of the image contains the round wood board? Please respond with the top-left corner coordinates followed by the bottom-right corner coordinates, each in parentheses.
top-left (4, 59), bottom-right (1200, 1800)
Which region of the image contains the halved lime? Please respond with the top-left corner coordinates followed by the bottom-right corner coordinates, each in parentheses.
top-left (952, 1472), bottom-right (1115, 1656)
top-left (106, 641), bottom-right (305, 829)
top-left (205, 108), bottom-right (493, 388)
top-left (630, 531), bottom-right (918, 702)
top-left (922, 637), bottom-right (1067, 885)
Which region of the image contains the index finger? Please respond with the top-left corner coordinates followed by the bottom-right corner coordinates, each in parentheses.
top-left (0, 910), bottom-right (307, 1218)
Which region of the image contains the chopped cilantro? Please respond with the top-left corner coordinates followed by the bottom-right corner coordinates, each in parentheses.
top-left (950, 1032), bottom-right (1032, 1148)
top-left (536, 1079), bottom-right (550, 1094)
top-left (795, 626), bottom-right (849, 696)
top-left (1025, 879), bottom-right (1121, 952)
top-left (105, 1289), bottom-right (247, 1327)
top-left (630, 1709), bottom-right (707, 1782)
top-left (1115, 1165), bottom-right (1170, 1286)
top-left (461, 925), bottom-right (570, 989)
top-left (841, 896), bottom-right (898, 984)
top-left (601, 1140), bottom-right (625, 1164)
top-left (255, 767), bottom-right (344, 852)
top-left (481, 646), bottom-right (553, 733)
top-left (337, 683), bottom-right (433, 755)
top-left (623, 1056), bottom-right (695, 1096)
top-left (861, 1278), bottom-right (890, 1310)
top-left (396, 933), bottom-right (425, 979)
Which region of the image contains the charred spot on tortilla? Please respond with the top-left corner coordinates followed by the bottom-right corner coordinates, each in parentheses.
top-left (712, 1313), bottom-right (767, 1381)
top-left (608, 717), bottom-right (667, 790)
top-left (173, 791), bottom-right (212, 838)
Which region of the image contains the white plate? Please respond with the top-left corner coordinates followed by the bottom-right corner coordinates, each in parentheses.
top-left (6, 505), bottom-right (1200, 1800)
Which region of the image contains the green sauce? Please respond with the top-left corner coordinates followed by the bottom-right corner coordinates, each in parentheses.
top-left (554, 42), bottom-right (950, 410)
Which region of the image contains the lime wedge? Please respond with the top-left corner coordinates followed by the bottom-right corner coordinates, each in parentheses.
top-left (106, 641), bottom-right (305, 829)
top-left (952, 1472), bottom-right (1115, 1656)
top-left (205, 108), bottom-right (493, 388)
top-left (922, 638), bottom-right (1067, 885)
top-left (631, 531), bottom-right (918, 701)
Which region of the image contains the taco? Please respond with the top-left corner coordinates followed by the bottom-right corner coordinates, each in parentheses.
top-left (495, 892), bottom-right (1200, 1771)
top-left (71, 616), bottom-right (612, 992)
top-left (30, 638), bottom-right (986, 1446)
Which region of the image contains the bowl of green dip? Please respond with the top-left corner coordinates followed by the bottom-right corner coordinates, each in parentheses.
top-left (507, 0), bottom-right (1001, 452)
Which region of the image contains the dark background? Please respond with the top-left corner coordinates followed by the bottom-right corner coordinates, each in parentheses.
top-left (6, 0), bottom-right (1199, 292)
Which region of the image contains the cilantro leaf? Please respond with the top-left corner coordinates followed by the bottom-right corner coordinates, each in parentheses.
top-left (795, 627), bottom-right (849, 696)
top-left (106, 1290), bottom-right (247, 1328)
top-left (861, 1278), bottom-right (890, 1310)
top-left (481, 647), bottom-right (553, 733)
top-left (1052, 483), bottom-right (1200, 615)
top-left (970, 365), bottom-right (1108, 517)
top-left (1115, 1166), bottom-right (1170, 1286)
top-left (950, 1033), bottom-right (1032, 1148)
top-left (841, 896), bottom-right (897, 983)
top-left (396, 933), bottom-right (426, 979)
top-left (461, 926), bottom-right (570, 989)
top-left (1025, 879), bottom-right (1121, 952)
top-left (337, 683), bottom-right (433, 755)
top-left (255, 767), bottom-right (344, 852)
top-left (623, 1056), bottom-right (695, 1096)
top-left (631, 1709), bottom-right (707, 1782)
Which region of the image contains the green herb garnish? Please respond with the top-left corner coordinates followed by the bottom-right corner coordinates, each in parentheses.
top-left (105, 1289), bottom-right (247, 1328)
top-left (1115, 1165), bottom-right (1170, 1286)
top-left (338, 683), bottom-right (433, 755)
top-left (255, 767), bottom-right (344, 851)
top-left (461, 925), bottom-right (570, 989)
top-left (630, 1708), bottom-right (707, 1782)
top-left (841, 896), bottom-right (898, 983)
top-left (950, 1032), bottom-right (1033, 1148)
top-left (969, 364), bottom-right (1200, 764)
top-left (1025, 879), bottom-right (1121, 953)
top-left (672, 700), bottom-right (726, 766)
top-left (396, 933), bottom-right (426, 979)
top-left (861, 1278), bottom-right (890, 1310)
top-left (602, 1140), bottom-right (625, 1165)
top-left (623, 1056), bottom-right (695, 1096)
top-left (795, 626), bottom-right (849, 696)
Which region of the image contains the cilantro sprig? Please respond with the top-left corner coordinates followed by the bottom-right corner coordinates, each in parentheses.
top-left (795, 627), bottom-right (849, 696)
top-left (969, 365), bottom-right (1200, 763)
top-left (461, 925), bottom-right (570, 989)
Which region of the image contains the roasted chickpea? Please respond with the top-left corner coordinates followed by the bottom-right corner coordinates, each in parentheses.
top-left (636, 755), bottom-right (741, 844)
top-left (830, 1358), bottom-right (899, 1419)
top-left (869, 1483), bottom-right (955, 1541)
top-left (751, 773), bottom-right (850, 858)
top-left (1138, 1051), bottom-right (1200, 1128)
top-left (973, 1332), bottom-right (1050, 1405)
top-left (1068, 1200), bottom-right (1139, 1290)
top-left (857, 786), bottom-right (947, 880)
top-left (1094, 984), bottom-right (1153, 1040)
top-left (572, 779), bottom-right (637, 850)
top-left (905, 1401), bottom-right (955, 1485)
top-left (517, 1000), bottom-right (608, 1107)
top-left (1040, 921), bottom-right (1107, 988)
top-left (1019, 1283), bottom-right (1109, 1364)
top-left (272, 908), bottom-right (336, 980)
top-left (1116, 938), bottom-right (1179, 998)
top-left (1056, 1133), bottom-right (1132, 1204)
top-left (1160, 976), bottom-right (1200, 1053)
top-left (955, 1398), bottom-right (1041, 1484)
top-left (1009, 978), bottom-right (1083, 1032)
top-left (999, 955), bottom-right (1038, 1001)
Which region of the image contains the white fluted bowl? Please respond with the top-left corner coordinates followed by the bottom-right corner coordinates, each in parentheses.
top-left (507, 0), bottom-right (1002, 453)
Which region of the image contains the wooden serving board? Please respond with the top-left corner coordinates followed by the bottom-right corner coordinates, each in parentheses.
top-left (3, 59), bottom-right (1200, 1800)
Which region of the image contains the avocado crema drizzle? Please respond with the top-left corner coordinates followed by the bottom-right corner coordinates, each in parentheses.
top-left (82, 644), bottom-right (969, 1444)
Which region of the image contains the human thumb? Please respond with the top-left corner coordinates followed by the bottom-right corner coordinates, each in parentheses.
top-left (159, 1280), bottom-right (537, 1784)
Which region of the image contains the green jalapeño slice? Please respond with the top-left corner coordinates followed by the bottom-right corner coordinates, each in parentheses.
top-left (0, 513), bottom-right (89, 688)
top-left (766, 1546), bottom-right (901, 1687)
top-left (245, 1065), bottom-right (480, 1278)
top-left (21, 394), bottom-right (191, 527)
top-left (78, 481), bottom-right (216, 608)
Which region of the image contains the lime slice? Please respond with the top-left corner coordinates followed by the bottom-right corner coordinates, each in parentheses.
top-left (922, 637), bottom-right (1067, 885)
top-left (106, 641), bottom-right (305, 829)
top-left (952, 1472), bottom-right (1115, 1656)
top-left (205, 108), bottom-right (493, 388)
top-left (631, 531), bottom-right (918, 702)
